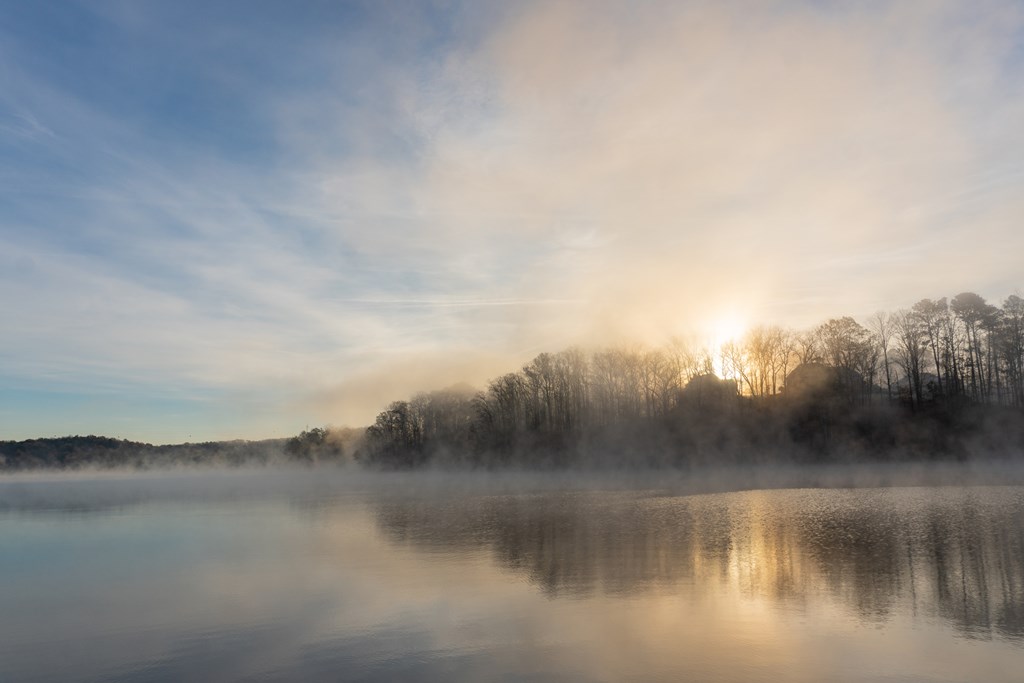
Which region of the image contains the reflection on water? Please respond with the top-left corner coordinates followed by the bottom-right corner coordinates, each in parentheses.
top-left (1, 472), bottom-right (1022, 682)
top-left (375, 488), bottom-right (1024, 640)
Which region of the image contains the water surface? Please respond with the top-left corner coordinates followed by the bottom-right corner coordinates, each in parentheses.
top-left (1, 470), bottom-right (1022, 682)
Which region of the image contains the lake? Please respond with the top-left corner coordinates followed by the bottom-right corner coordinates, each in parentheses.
top-left (1, 469), bottom-right (1022, 682)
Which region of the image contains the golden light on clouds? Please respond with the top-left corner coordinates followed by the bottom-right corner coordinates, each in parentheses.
top-left (3, 0), bottom-right (1023, 438)
top-left (302, 0), bottom-right (1024, 422)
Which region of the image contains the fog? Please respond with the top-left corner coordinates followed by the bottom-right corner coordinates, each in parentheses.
top-left (5, 461), bottom-right (1024, 513)
top-left (3, 3), bottom-right (1022, 679)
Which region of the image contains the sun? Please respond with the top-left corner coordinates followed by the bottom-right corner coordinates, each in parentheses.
top-left (706, 312), bottom-right (748, 378)
top-left (709, 313), bottom-right (748, 348)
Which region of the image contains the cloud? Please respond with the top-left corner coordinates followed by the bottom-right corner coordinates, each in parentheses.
top-left (2, 0), bottom-right (1023, 437)
top-left (396, 0), bottom-right (1021, 327)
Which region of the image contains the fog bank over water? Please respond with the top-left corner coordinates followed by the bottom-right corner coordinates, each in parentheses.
top-left (4, 462), bottom-right (1024, 512)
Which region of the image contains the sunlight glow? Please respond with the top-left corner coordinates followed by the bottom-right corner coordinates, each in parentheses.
top-left (709, 313), bottom-right (748, 349)
top-left (708, 313), bottom-right (748, 379)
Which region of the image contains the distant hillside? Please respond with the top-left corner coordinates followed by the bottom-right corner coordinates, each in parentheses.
top-left (0, 435), bottom-right (321, 471)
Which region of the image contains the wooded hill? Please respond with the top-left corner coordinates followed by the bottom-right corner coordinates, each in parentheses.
top-left (353, 291), bottom-right (1024, 468)
top-left (0, 434), bottom-right (342, 471)
top-left (6, 291), bottom-right (1023, 472)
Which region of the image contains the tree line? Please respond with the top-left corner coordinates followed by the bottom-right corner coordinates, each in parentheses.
top-left (6, 291), bottom-right (1023, 472)
top-left (0, 434), bottom-right (344, 471)
top-left (356, 291), bottom-right (1024, 468)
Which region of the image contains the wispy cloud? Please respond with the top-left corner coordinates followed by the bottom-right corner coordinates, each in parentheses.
top-left (1, 0), bottom-right (1022, 439)
top-left (0, 110), bottom-right (56, 141)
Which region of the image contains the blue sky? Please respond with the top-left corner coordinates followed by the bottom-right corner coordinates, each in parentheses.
top-left (2, 0), bottom-right (1023, 443)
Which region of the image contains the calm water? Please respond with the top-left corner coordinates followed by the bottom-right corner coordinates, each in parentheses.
top-left (1, 470), bottom-right (1023, 682)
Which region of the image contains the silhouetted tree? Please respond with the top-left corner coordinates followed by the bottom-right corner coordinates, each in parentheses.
top-left (285, 427), bottom-right (344, 464)
top-left (952, 292), bottom-right (999, 403)
top-left (893, 309), bottom-right (927, 408)
top-left (869, 311), bottom-right (895, 401)
top-left (361, 401), bottom-right (424, 468)
top-left (1000, 295), bottom-right (1024, 407)
top-left (913, 298), bottom-right (949, 400)
top-left (815, 317), bottom-right (877, 404)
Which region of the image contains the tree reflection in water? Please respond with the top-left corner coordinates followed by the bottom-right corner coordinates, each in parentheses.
top-left (374, 487), bottom-right (1024, 641)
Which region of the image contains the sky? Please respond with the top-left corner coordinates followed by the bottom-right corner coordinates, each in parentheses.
top-left (2, 0), bottom-right (1023, 443)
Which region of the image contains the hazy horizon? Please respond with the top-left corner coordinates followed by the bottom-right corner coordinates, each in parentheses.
top-left (3, 1), bottom-right (1023, 443)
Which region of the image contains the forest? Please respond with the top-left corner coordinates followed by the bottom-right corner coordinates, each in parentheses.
top-left (0, 433), bottom-right (344, 471)
top-left (3, 291), bottom-right (1023, 472)
top-left (353, 291), bottom-right (1024, 468)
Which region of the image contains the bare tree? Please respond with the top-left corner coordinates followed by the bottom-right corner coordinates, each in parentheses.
top-left (868, 311), bottom-right (894, 401)
top-left (951, 292), bottom-right (999, 403)
top-left (912, 298), bottom-right (950, 400)
top-left (892, 309), bottom-right (927, 408)
top-left (815, 317), bottom-right (877, 404)
top-left (795, 329), bottom-right (823, 365)
top-left (1000, 295), bottom-right (1024, 407)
